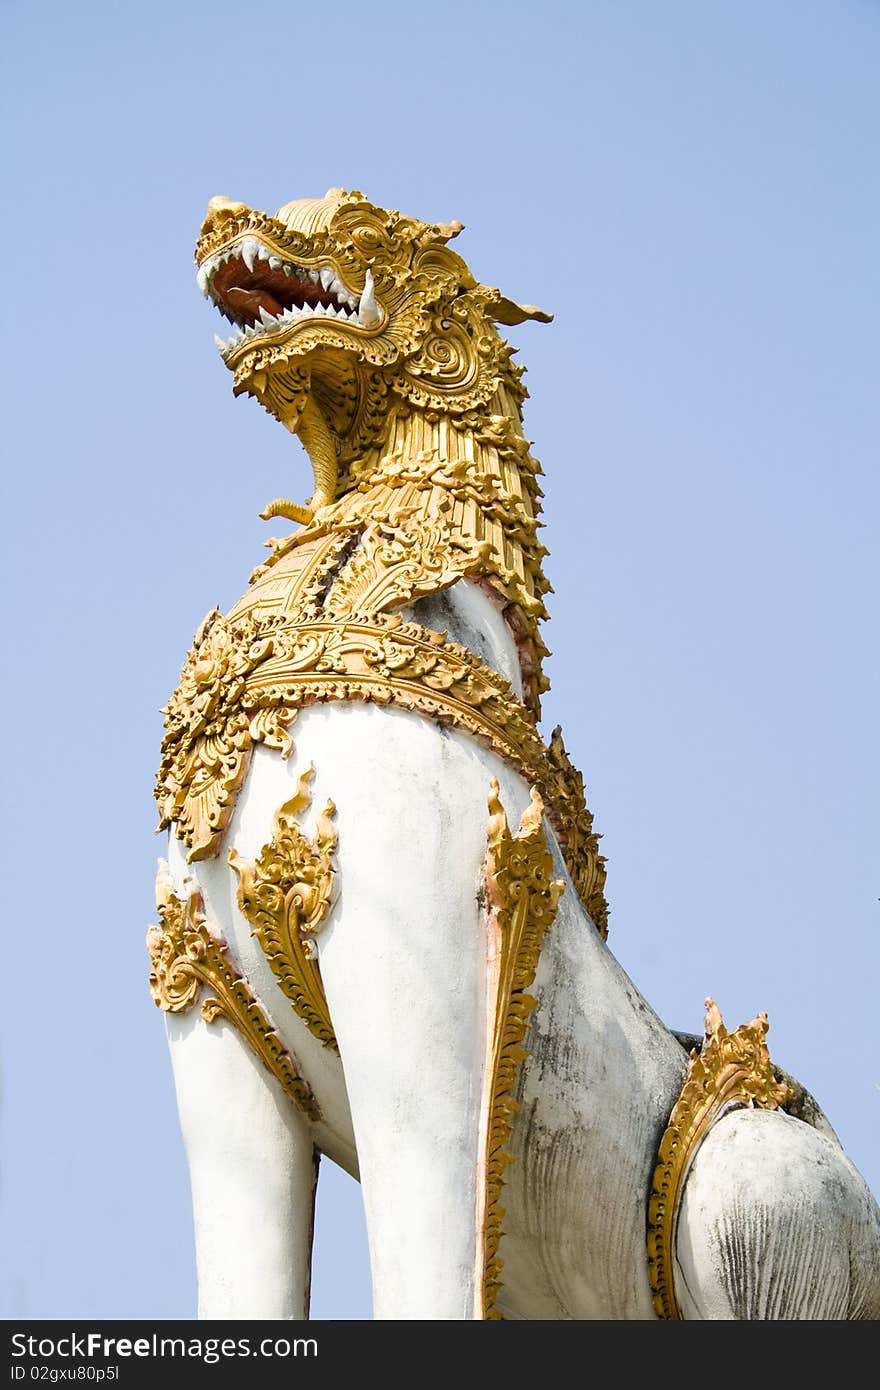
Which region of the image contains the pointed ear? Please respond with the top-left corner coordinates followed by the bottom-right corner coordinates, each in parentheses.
top-left (489, 291), bottom-right (553, 325)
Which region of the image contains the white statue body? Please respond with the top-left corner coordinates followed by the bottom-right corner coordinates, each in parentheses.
top-left (153, 190), bottom-right (880, 1320)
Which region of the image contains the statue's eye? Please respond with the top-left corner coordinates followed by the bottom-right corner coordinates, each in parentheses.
top-left (350, 225), bottom-right (383, 254)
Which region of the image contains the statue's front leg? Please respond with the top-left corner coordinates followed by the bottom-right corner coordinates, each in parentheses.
top-left (150, 860), bottom-right (320, 1320)
top-left (316, 826), bottom-right (485, 1316)
top-left (305, 706), bottom-right (527, 1320)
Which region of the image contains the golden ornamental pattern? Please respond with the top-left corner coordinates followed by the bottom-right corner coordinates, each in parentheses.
top-left (229, 770), bottom-right (338, 1052)
top-left (647, 999), bottom-right (793, 1320)
top-left (147, 861), bottom-right (320, 1120)
top-left (155, 608), bottom-right (608, 937)
top-left (478, 781), bottom-right (564, 1319)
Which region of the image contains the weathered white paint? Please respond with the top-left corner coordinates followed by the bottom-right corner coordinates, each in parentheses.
top-left (162, 578), bottom-right (880, 1319)
top-left (498, 869), bottom-right (690, 1319)
top-left (408, 584), bottom-right (525, 700)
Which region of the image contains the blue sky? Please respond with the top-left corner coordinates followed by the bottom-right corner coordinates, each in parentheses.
top-left (2, 1), bottom-right (877, 1319)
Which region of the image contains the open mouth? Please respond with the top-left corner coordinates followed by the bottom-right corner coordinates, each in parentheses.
top-left (198, 234), bottom-right (381, 355)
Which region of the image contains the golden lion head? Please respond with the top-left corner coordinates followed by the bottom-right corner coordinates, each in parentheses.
top-left (196, 188), bottom-right (550, 513)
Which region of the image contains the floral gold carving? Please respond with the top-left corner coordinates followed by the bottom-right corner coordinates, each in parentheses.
top-left (646, 999), bottom-right (794, 1319)
top-left (477, 781), bottom-right (564, 1319)
top-left (156, 610), bottom-right (289, 860)
top-left (228, 770), bottom-right (338, 1052)
top-left (147, 861), bottom-right (320, 1120)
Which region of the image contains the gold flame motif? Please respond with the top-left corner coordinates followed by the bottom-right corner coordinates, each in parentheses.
top-left (229, 770), bottom-right (338, 1052)
top-left (478, 781), bottom-right (564, 1318)
top-left (147, 862), bottom-right (320, 1120)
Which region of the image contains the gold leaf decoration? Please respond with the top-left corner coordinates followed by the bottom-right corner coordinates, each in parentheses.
top-left (478, 781), bottom-right (564, 1319)
top-left (647, 999), bottom-right (794, 1319)
top-left (147, 861), bottom-right (320, 1121)
top-left (229, 770), bottom-right (338, 1052)
top-left (155, 611), bottom-right (608, 936)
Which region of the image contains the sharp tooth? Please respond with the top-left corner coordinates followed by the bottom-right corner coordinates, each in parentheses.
top-left (308, 268), bottom-right (321, 284)
top-left (258, 306), bottom-right (276, 327)
top-left (197, 266), bottom-right (209, 295)
top-left (300, 302), bottom-right (314, 316)
top-left (241, 236), bottom-right (259, 272)
top-left (325, 303), bottom-right (337, 317)
top-left (320, 267), bottom-right (334, 291)
top-left (213, 333), bottom-right (226, 351)
top-left (358, 268), bottom-right (381, 326)
top-left (268, 255), bottom-right (281, 270)
top-left (337, 306), bottom-right (350, 320)
top-left (329, 275), bottom-right (346, 299)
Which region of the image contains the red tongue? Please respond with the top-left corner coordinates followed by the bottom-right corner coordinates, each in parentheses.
top-left (226, 286), bottom-right (283, 318)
